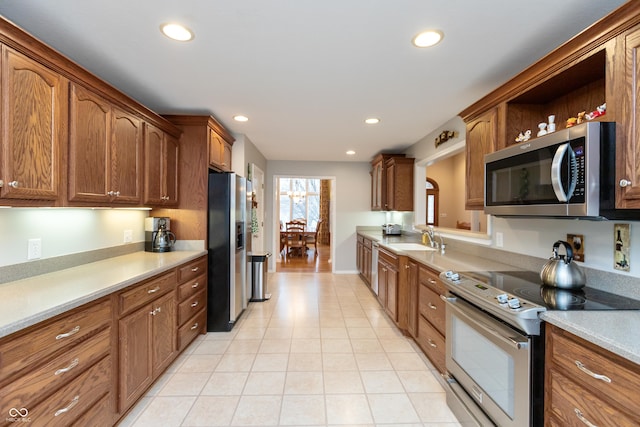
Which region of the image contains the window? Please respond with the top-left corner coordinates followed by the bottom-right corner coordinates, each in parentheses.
top-left (278, 178), bottom-right (321, 230)
top-left (426, 178), bottom-right (439, 226)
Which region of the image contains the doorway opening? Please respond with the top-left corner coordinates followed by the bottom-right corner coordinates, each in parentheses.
top-left (275, 176), bottom-right (332, 272)
top-left (426, 177), bottom-right (439, 226)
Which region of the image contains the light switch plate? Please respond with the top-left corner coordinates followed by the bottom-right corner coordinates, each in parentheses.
top-left (123, 229), bottom-right (133, 243)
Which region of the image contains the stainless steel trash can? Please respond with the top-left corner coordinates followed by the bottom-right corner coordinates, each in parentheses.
top-left (250, 252), bottom-right (271, 302)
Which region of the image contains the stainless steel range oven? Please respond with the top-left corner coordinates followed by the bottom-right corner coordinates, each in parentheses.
top-left (439, 270), bottom-right (640, 427)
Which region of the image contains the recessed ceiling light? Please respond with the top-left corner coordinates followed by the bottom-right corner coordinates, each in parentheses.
top-left (160, 23), bottom-right (194, 42)
top-left (365, 118), bottom-right (380, 125)
top-left (346, 150), bottom-right (356, 155)
top-left (412, 30), bottom-right (443, 48)
top-left (233, 115), bottom-right (249, 122)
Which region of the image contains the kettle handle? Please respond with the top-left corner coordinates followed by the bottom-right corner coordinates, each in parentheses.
top-left (552, 240), bottom-right (574, 264)
top-left (167, 231), bottom-right (176, 245)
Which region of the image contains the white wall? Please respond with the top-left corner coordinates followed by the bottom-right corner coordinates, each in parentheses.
top-left (0, 209), bottom-right (147, 267)
top-left (266, 160), bottom-right (385, 272)
top-left (404, 116), bottom-right (640, 278)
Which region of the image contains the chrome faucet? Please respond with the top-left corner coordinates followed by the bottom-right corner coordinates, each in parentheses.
top-left (424, 226), bottom-right (438, 249)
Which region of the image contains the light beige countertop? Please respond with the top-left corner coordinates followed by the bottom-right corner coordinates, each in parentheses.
top-left (0, 250), bottom-right (206, 339)
top-left (357, 228), bottom-right (640, 366)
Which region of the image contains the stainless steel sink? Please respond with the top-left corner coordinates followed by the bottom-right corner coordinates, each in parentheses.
top-left (386, 243), bottom-right (436, 252)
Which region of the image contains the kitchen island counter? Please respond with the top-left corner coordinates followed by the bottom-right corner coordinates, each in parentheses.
top-left (356, 227), bottom-right (640, 366)
top-left (0, 250), bottom-right (206, 338)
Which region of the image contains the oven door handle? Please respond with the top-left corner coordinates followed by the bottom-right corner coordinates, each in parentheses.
top-left (444, 296), bottom-right (529, 350)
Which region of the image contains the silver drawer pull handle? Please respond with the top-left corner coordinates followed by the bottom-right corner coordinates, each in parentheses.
top-left (54, 395), bottom-right (79, 417)
top-left (54, 358), bottom-right (79, 376)
top-left (575, 361), bottom-right (612, 383)
top-left (191, 301), bottom-right (198, 308)
top-left (190, 322), bottom-right (199, 330)
top-left (192, 282), bottom-right (199, 288)
top-left (427, 339), bottom-right (437, 348)
top-left (574, 408), bottom-right (597, 427)
top-left (191, 267), bottom-right (199, 272)
top-left (428, 278), bottom-right (436, 284)
top-left (147, 286), bottom-right (161, 294)
top-left (428, 303), bottom-right (437, 310)
top-left (56, 326), bottom-right (80, 340)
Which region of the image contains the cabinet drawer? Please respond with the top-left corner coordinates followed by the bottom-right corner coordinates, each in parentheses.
top-left (178, 273), bottom-right (206, 301)
top-left (548, 367), bottom-right (639, 427)
top-left (379, 248), bottom-right (399, 267)
top-left (119, 271), bottom-right (176, 315)
top-left (70, 393), bottom-right (113, 427)
top-left (418, 265), bottom-right (446, 295)
top-left (178, 257), bottom-right (207, 283)
top-left (178, 289), bottom-right (206, 326)
top-left (417, 316), bottom-right (446, 374)
top-left (0, 299), bottom-right (111, 383)
top-left (14, 355), bottom-right (111, 427)
top-left (547, 325), bottom-right (640, 415)
top-left (178, 309), bottom-right (206, 352)
top-left (1, 327), bottom-right (110, 412)
top-left (418, 284), bottom-right (446, 336)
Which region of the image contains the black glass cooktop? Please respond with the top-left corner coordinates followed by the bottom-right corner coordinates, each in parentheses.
top-left (461, 270), bottom-right (640, 311)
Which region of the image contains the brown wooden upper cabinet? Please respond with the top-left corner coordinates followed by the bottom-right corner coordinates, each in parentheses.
top-left (371, 153), bottom-right (414, 211)
top-left (0, 45), bottom-right (67, 204)
top-left (144, 123), bottom-right (179, 206)
top-left (465, 107), bottom-right (500, 210)
top-left (459, 1), bottom-right (640, 212)
top-left (209, 128), bottom-right (232, 171)
top-left (68, 84), bottom-right (143, 205)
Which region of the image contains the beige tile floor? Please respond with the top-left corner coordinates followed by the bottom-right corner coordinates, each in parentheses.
top-left (118, 272), bottom-right (461, 427)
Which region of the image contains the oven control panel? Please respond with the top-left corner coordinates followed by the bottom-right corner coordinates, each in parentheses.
top-left (440, 270), bottom-right (545, 317)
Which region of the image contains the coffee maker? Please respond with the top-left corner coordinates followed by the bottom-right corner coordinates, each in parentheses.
top-left (145, 217), bottom-right (176, 252)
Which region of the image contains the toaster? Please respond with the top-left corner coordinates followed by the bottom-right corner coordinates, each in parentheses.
top-left (383, 224), bottom-right (402, 235)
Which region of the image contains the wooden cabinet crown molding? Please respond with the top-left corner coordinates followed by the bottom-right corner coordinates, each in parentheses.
top-left (0, 16), bottom-right (181, 138)
top-left (163, 114), bottom-right (235, 145)
top-left (460, 1), bottom-right (640, 122)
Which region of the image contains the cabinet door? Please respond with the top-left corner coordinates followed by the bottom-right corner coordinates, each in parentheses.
top-left (208, 128), bottom-right (223, 168)
top-left (406, 260), bottom-right (419, 338)
top-left (119, 303), bottom-right (152, 412)
top-left (68, 84), bottom-right (110, 202)
top-left (164, 133), bottom-right (179, 205)
top-left (465, 108), bottom-right (498, 210)
top-left (377, 261), bottom-right (387, 308)
top-left (1, 46), bottom-right (65, 201)
top-left (111, 108), bottom-right (142, 203)
top-left (619, 26), bottom-right (640, 207)
top-left (385, 161), bottom-right (396, 210)
top-left (143, 123), bottom-right (164, 204)
top-left (221, 140), bottom-right (232, 171)
top-left (356, 239), bottom-right (363, 276)
top-left (371, 160), bottom-right (383, 210)
top-left (363, 245), bottom-right (372, 284)
top-left (386, 264), bottom-right (398, 322)
top-left (151, 291), bottom-right (176, 376)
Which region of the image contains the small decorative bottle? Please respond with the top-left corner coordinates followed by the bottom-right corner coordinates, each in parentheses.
top-left (548, 115), bottom-right (556, 133)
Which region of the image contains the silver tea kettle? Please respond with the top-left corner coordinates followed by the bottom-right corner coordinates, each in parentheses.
top-left (540, 240), bottom-right (585, 289)
top-left (153, 221), bottom-right (176, 252)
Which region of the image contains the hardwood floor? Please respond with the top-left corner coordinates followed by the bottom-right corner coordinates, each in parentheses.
top-left (276, 243), bottom-right (331, 273)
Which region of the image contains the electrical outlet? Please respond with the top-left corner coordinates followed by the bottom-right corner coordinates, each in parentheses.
top-left (28, 238), bottom-right (42, 260)
top-left (123, 229), bottom-right (133, 243)
top-left (495, 232), bottom-right (504, 248)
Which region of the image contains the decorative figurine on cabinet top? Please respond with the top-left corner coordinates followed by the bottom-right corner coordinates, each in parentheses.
top-left (515, 129), bottom-right (531, 142)
top-left (547, 115), bottom-right (556, 133)
top-left (566, 117), bottom-right (578, 128)
top-left (585, 102), bottom-right (606, 120)
top-left (537, 123), bottom-right (548, 137)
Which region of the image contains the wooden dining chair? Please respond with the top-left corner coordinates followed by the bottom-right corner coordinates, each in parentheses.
top-left (305, 219), bottom-right (323, 256)
top-left (285, 221), bottom-right (307, 257)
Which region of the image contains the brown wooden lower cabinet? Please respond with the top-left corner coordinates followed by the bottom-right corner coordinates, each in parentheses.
top-left (0, 255), bottom-right (208, 427)
top-left (118, 276), bottom-right (176, 413)
top-left (545, 323), bottom-right (640, 426)
top-left (0, 298), bottom-right (114, 427)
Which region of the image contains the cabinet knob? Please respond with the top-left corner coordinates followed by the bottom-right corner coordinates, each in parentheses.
top-left (620, 179), bottom-right (632, 188)
top-left (0, 180), bottom-right (3, 187)
top-left (8, 181), bottom-right (19, 188)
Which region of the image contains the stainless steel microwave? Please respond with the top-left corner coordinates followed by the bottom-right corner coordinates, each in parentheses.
top-left (484, 122), bottom-right (616, 219)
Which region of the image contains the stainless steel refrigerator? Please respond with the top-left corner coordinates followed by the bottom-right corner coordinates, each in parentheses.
top-left (207, 172), bottom-right (247, 331)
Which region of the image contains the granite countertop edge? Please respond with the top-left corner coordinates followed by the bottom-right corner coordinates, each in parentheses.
top-left (0, 250), bottom-right (207, 339)
top-left (357, 228), bottom-right (640, 366)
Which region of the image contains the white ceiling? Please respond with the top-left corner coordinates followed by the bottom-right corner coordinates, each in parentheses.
top-left (0, 1), bottom-right (627, 162)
